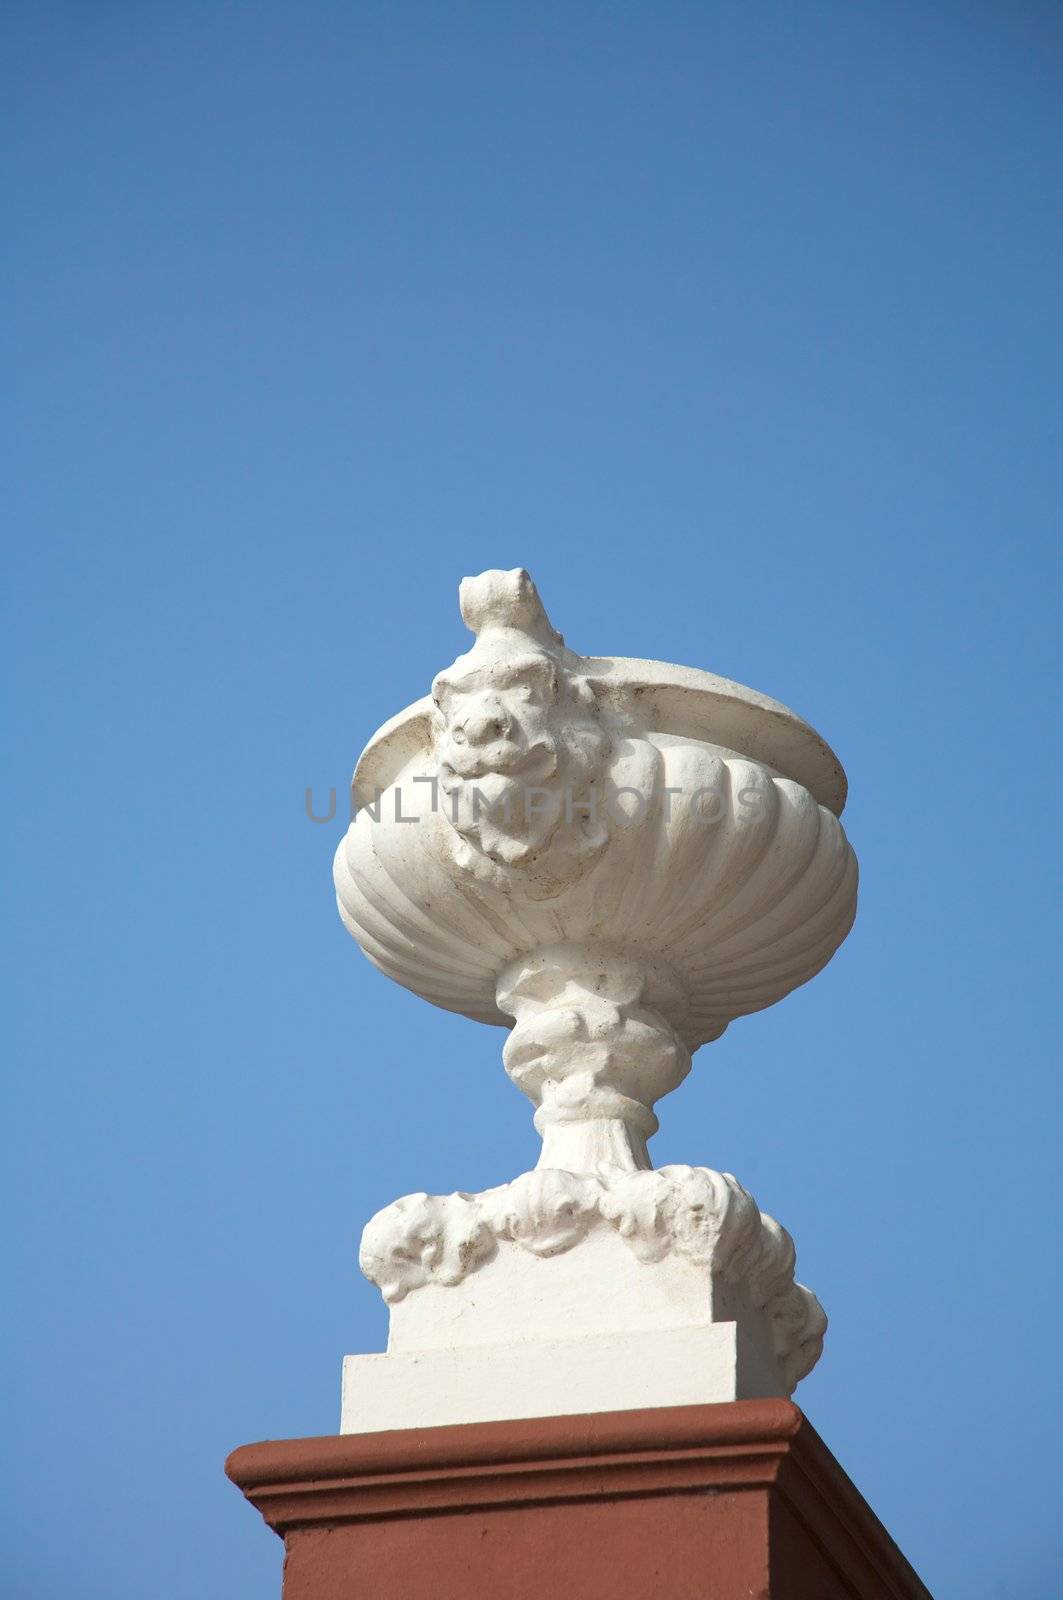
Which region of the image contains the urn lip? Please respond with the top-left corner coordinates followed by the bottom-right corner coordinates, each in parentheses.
top-left (352, 654), bottom-right (848, 817)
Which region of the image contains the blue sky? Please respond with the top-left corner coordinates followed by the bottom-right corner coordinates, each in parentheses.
top-left (5, 4), bottom-right (1061, 1596)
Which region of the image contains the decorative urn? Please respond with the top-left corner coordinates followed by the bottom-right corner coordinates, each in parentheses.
top-left (333, 569), bottom-right (857, 1430)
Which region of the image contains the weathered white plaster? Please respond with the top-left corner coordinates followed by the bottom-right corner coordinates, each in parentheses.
top-left (335, 570), bottom-right (856, 1428)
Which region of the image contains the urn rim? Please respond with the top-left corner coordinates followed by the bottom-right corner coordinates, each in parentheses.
top-left (352, 654), bottom-right (848, 817)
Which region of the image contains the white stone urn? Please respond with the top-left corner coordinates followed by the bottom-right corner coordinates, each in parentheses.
top-left (334, 569), bottom-right (858, 1430)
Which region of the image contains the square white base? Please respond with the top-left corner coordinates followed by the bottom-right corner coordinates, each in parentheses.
top-left (340, 1321), bottom-right (785, 1434)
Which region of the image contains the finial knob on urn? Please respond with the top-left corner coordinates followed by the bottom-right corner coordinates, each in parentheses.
top-left (457, 566), bottom-right (564, 647)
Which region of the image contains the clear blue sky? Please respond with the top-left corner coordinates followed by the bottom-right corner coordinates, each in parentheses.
top-left (5, 4), bottom-right (1061, 1596)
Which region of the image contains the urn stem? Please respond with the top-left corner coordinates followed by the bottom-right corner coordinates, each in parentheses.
top-left (496, 943), bottom-right (691, 1176)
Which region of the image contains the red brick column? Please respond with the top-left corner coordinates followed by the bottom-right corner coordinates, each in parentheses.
top-left (226, 1399), bottom-right (930, 1600)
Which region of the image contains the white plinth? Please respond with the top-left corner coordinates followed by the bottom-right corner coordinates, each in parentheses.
top-left (348, 1168), bottom-right (825, 1432)
top-left (341, 1321), bottom-right (786, 1434)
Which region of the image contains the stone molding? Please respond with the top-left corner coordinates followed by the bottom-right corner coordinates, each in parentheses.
top-left (226, 1401), bottom-right (931, 1600)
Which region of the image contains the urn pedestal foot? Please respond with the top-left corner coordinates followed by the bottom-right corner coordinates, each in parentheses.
top-left (354, 1164), bottom-right (826, 1432)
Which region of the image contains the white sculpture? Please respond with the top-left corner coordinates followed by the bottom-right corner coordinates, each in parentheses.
top-left (334, 569), bottom-right (858, 1430)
